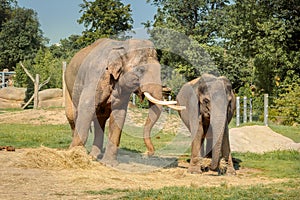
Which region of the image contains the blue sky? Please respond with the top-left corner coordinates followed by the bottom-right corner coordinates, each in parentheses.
top-left (18, 0), bottom-right (157, 44)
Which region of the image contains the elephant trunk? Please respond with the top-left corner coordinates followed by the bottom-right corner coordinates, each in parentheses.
top-left (209, 119), bottom-right (226, 171)
top-left (209, 91), bottom-right (228, 171)
top-left (141, 85), bottom-right (163, 155)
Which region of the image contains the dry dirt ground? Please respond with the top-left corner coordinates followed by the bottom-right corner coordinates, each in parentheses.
top-left (0, 108), bottom-right (299, 199)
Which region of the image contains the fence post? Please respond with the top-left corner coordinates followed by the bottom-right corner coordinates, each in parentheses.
top-left (243, 96), bottom-right (247, 123)
top-left (1, 71), bottom-right (4, 88)
top-left (62, 61), bottom-right (67, 107)
top-left (132, 93), bottom-right (136, 106)
top-left (33, 74), bottom-right (39, 109)
top-left (168, 95), bottom-right (172, 114)
top-left (249, 98), bottom-right (253, 122)
top-left (264, 94), bottom-right (269, 126)
top-left (236, 96), bottom-right (240, 126)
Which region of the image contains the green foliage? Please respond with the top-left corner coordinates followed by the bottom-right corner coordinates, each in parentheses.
top-left (270, 82), bottom-right (300, 125)
top-left (77, 0), bottom-right (133, 46)
top-left (146, 0), bottom-right (228, 84)
top-left (163, 71), bottom-right (186, 97)
top-left (0, 0), bottom-right (16, 28)
top-left (0, 3), bottom-right (46, 70)
top-left (147, 0), bottom-right (300, 98)
top-left (14, 49), bottom-right (64, 90)
top-left (49, 35), bottom-right (83, 60)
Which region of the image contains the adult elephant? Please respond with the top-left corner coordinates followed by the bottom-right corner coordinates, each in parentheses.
top-left (65, 38), bottom-right (183, 166)
top-left (176, 73), bottom-right (236, 175)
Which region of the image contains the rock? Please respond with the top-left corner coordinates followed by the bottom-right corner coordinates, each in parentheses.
top-left (38, 88), bottom-right (63, 108)
top-left (38, 88), bottom-right (62, 101)
top-left (0, 87), bottom-right (26, 101)
top-left (0, 87), bottom-right (26, 108)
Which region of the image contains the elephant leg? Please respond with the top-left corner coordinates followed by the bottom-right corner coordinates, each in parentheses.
top-left (222, 125), bottom-right (236, 175)
top-left (200, 137), bottom-right (205, 158)
top-left (202, 124), bottom-right (212, 158)
top-left (188, 125), bottom-right (204, 174)
top-left (101, 98), bottom-right (129, 167)
top-left (69, 90), bottom-right (96, 148)
top-left (143, 102), bottom-right (162, 156)
top-left (89, 116), bottom-right (106, 159)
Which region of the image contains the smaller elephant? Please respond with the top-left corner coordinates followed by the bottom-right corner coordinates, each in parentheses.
top-left (176, 73), bottom-right (236, 175)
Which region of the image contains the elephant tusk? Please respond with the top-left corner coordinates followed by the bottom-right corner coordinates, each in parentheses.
top-left (144, 92), bottom-right (178, 105)
top-left (166, 104), bottom-right (186, 110)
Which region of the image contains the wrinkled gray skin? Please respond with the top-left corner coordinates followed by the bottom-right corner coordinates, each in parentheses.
top-left (176, 73), bottom-right (236, 175)
top-left (65, 38), bottom-right (165, 166)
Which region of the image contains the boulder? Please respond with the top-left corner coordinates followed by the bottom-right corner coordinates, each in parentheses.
top-left (0, 87), bottom-right (26, 101)
top-left (38, 88), bottom-right (63, 108)
top-left (38, 88), bottom-right (63, 101)
top-left (0, 87), bottom-right (26, 108)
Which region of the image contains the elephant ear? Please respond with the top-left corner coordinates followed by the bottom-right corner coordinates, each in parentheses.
top-left (176, 83), bottom-right (200, 137)
top-left (219, 76), bottom-right (236, 122)
top-left (107, 47), bottom-right (125, 80)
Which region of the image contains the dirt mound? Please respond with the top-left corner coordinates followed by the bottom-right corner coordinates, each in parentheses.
top-left (0, 108), bottom-right (68, 125)
top-left (230, 125), bottom-right (300, 153)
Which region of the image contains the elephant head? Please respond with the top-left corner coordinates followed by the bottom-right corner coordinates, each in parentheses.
top-left (176, 73), bottom-right (235, 174)
top-left (65, 38), bottom-right (184, 166)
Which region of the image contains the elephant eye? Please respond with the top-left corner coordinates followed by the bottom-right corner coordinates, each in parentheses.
top-left (203, 98), bottom-right (209, 104)
top-left (136, 66), bottom-right (145, 73)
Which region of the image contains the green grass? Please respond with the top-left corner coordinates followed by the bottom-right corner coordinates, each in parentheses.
top-left (84, 179), bottom-right (300, 199)
top-left (233, 150), bottom-right (300, 178)
top-left (0, 124), bottom-right (72, 148)
top-left (120, 128), bottom-right (177, 153)
top-left (269, 124), bottom-right (300, 143)
top-left (118, 180), bottom-right (300, 200)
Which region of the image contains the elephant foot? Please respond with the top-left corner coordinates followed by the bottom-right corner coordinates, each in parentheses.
top-left (147, 150), bottom-right (155, 157)
top-left (225, 167), bottom-right (236, 176)
top-left (188, 164), bottom-right (202, 174)
top-left (69, 134), bottom-right (84, 148)
top-left (100, 155), bottom-right (119, 167)
top-left (188, 157), bottom-right (202, 174)
top-left (100, 141), bottom-right (119, 167)
top-left (89, 145), bottom-right (103, 160)
top-left (144, 138), bottom-right (155, 157)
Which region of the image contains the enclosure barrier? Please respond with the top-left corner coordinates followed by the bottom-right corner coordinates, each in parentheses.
top-left (236, 94), bottom-right (269, 127)
top-left (0, 71), bottom-right (15, 88)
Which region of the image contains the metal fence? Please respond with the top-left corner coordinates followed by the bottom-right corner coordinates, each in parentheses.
top-left (236, 94), bottom-right (268, 127)
top-left (1, 71), bottom-right (15, 88)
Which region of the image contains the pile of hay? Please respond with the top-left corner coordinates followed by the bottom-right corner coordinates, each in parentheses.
top-left (17, 146), bottom-right (98, 170)
top-left (200, 158), bottom-right (227, 172)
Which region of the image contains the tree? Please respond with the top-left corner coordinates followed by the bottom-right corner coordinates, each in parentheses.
top-left (77, 0), bottom-right (133, 46)
top-left (49, 34), bottom-right (83, 60)
top-left (14, 49), bottom-right (63, 90)
top-left (145, 0), bottom-right (229, 84)
top-left (0, 0), bottom-right (16, 29)
top-left (0, 5), bottom-right (46, 70)
top-left (216, 0), bottom-right (300, 95)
